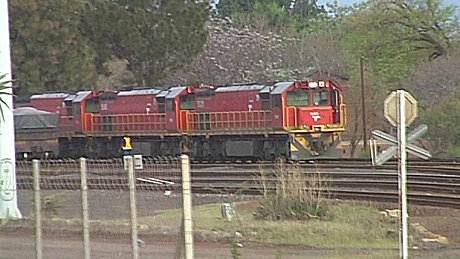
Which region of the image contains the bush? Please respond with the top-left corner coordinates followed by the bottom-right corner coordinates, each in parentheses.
top-left (254, 159), bottom-right (331, 220)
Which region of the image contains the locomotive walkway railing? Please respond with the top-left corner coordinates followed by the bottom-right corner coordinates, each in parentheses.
top-left (186, 110), bottom-right (271, 131)
top-left (88, 113), bottom-right (167, 133)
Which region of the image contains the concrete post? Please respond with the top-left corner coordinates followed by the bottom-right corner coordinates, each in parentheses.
top-left (181, 154), bottom-right (194, 259)
top-left (80, 158), bottom-right (90, 259)
top-left (0, 0), bottom-right (21, 219)
top-left (126, 156), bottom-right (139, 259)
top-left (33, 160), bottom-right (42, 259)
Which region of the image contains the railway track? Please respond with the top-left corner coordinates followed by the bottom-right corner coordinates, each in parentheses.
top-left (15, 158), bottom-right (460, 209)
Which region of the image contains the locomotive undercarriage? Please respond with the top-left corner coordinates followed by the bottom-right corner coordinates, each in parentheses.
top-left (58, 136), bottom-right (183, 159)
top-left (189, 134), bottom-right (290, 162)
top-left (54, 132), bottom-right (342, 160)
top-left (290, 132), bottom-right (343, 159)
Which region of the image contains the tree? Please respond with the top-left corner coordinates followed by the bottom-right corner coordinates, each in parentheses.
top-left (9, 0), bottom-right (98, 97)
top-left (339, 0), bottom-right (459, 89)
top-left (336, 0), bottom-right (459, 148)
top-left (420, 88), bottom-right (460, 156)
top-left (403, 53), bottom-right (460, 108)
top-left (216, 0), bottom-right (326, 33)
top-left (82, 0), bottom-right (209, 87)
top-left (383, 0), bottom-right (458, 60)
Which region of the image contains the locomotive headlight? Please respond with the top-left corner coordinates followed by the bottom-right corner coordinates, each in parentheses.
top-left (314, 126), bottom-right (322, 132)
top-left (319, 81), bottom-right (325, 87)
top-left (308, 82), bottom-right (318, 88)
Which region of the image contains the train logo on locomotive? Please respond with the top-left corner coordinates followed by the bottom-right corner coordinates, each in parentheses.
top-left (310, 112), bottom-right (321, 122)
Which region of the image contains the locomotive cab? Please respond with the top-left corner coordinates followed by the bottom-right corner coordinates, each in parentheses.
top-left (282, 80), bottom-right (346, 158)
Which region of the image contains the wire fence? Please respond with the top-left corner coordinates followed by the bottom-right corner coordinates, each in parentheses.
top-left (8, 156), bottom-right (193, 259)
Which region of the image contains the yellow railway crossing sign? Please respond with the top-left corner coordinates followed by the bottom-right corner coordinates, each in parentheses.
top-left (384, 90), bottom-right (418, 127)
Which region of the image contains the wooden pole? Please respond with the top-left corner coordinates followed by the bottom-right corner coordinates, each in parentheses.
top-left (360, 57), bottom-right (368, 151)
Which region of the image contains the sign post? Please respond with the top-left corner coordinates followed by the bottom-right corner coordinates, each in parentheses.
top-left (374, 90), bottom-right (431, 259)
top-left (398, 90), bottom-right (408, 259)
top-left (0, 0), bottom-right (22, 219)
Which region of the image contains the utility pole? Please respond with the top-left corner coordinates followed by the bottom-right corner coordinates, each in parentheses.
top-left (0, 0), bottom-right (22, 219)
top-left (360, 57), bottom-right (368, 151)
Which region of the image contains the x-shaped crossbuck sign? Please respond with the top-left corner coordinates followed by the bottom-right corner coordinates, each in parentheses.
top-left (372, 124), bottom-right (431, 165)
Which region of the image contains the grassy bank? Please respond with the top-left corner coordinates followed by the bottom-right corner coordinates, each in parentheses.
top-left (144, 199), bottom-right (399, 249)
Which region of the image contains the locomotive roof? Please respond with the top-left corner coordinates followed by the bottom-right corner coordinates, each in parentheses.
top-left (73, 91), bottom-right (92, 103)
top-left (30, 93), bottom-right (69, 99)
top-left (166, 86), bottom-right (186, 98)
top-left (215, 84), bottom-right (265, 93)
top-left (271, 81), bottom-right (294, 94)
top-left (118, 88), bottom-right (162, 96)
top-left (64, 94), bottom-right (76, 102)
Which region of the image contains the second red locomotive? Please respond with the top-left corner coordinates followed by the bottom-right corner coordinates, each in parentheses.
top-left (15, 79), bottom-right (346, 161)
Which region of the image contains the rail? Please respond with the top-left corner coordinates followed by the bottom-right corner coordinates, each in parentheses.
top-left (14, 158), bottom-right (460, 209)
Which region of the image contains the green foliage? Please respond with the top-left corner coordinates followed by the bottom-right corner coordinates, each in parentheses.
top-left (338, 0), bottom-right (459, 90)
top-left (0, 73), bottom-right (12, 123)
top-left (82, 0), bottom-right (209, 86)
top-left (9, 0), bottom-right (209, 97)
top-left (9, 0), bottom-right (98, 97)
top-left (254, 160), bottom-right (330, 221)
top-left (420, 89), bottom-right (460, 156)
top-left (230, 240), bottom-right (242, 259)
top-left (254, 195), bottom-right (329, 220)
top-left (216, 0), bottom-right (327, 33)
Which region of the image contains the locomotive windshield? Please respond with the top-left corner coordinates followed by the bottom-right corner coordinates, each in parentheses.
top-left (286, 89), bottom-right (310, 106)
top-left (313, 89), bottom-right (329, 106)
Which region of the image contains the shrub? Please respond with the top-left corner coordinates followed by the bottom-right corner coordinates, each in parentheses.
top-left (254, 159), bottom-right (331, 220)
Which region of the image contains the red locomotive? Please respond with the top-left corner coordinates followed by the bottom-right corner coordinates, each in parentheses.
top-left (14, 79), bottom-right (346, 160)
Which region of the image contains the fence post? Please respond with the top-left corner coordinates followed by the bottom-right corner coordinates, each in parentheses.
top-left (80, 158), bottom-right (90, 259)
top-left (181, 154), bottom-right (194, 259)
top-left (126, 156), bottom-right (139, 259)
top-left (32, 159), bottom-right (42, 259)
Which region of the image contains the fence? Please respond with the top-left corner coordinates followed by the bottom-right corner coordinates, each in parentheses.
top-left (6, 155), bottom-right (194, 259)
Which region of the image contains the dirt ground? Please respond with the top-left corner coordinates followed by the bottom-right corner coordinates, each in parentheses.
top-left (1, 190), bottom-right (460, 258)
top-left (373, 202), bottom-right (460, 245)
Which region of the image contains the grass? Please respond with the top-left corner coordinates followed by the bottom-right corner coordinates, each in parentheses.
top-left (141, 199), bottom-right (399, 249)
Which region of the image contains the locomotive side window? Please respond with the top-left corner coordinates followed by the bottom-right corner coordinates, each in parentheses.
top-left (286, 89), bottom-right (309, 107)
top-left (332, 89), bottom-right (340, 107)
top-left (180, 94), bottom-right (196, 110)
top-left (313, 89), bottom-right (329, 106)
top-left (272, 95), bottom-right (282, 107)
top-left (166, 99), bottom-right (175, 111)
top-left (262, 100), bottom-right (271, 110)
top-left (85, 98), bottom-right (100, 113)
top-left (65, 100), bottom-right (73, 116)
